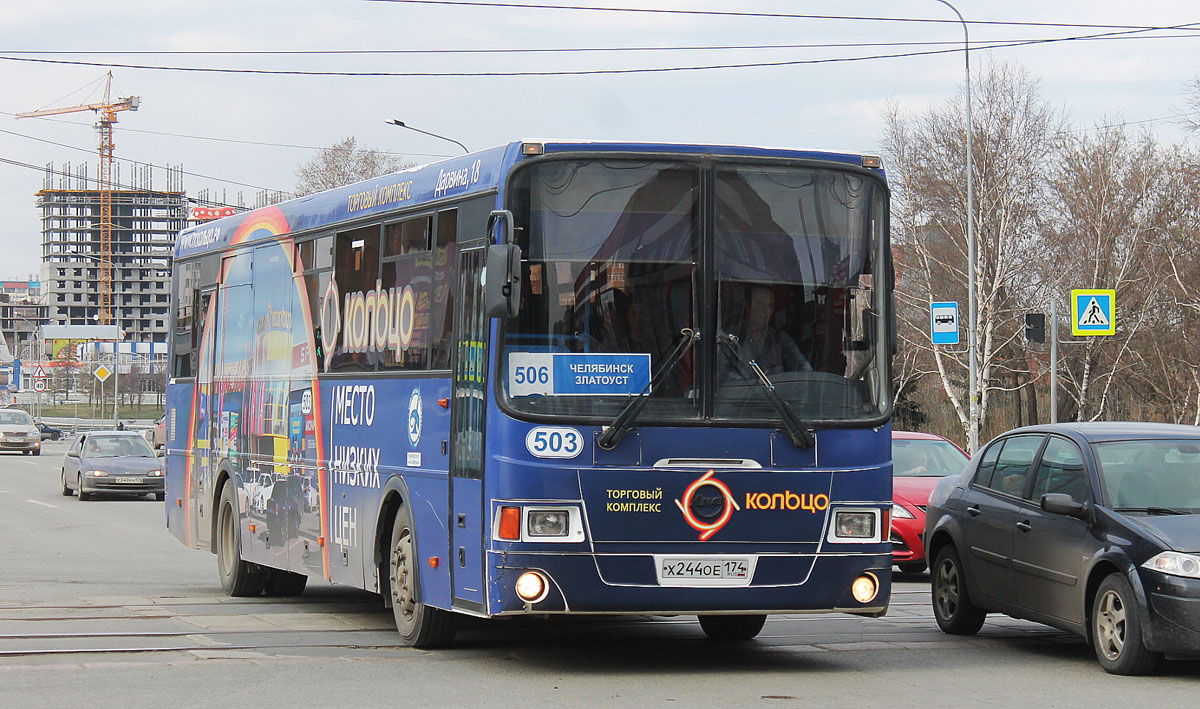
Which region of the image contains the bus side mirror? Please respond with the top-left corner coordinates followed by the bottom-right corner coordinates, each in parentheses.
top-left (484, 243), bottom-right (522, 318)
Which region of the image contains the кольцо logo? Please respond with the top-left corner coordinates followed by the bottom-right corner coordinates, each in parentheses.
top-left (674, 470), bottom-right (740, 541)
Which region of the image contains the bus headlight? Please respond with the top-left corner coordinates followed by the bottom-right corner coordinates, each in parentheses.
top-left (515, 571), bottom-right (548, 603)
top-left (835, 511), bottom-right (876, 538)
top-left (527, 509), bottom-right (570, 537)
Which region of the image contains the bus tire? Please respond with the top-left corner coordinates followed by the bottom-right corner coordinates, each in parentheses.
top-left (932, 546), bottom-right (985, 635)
top-left (216, 480), bottom-right (267, 597)
top-left (699, 614), bottom-right (766, 641)
top-left (264, 569), bottom-right (308, 597)
top-left (389, 505), bottom-right (457, 648)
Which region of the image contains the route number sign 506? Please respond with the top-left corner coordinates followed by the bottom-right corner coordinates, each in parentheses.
top-left (512, 365), bottom-right (550, 386)
top-left (525, 426), bottom-right (583, 459)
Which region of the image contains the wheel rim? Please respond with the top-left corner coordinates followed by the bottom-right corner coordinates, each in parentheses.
top-left (218, 498), bottom-right (236, 578)
top-left (1096, 589), bottom-right (1126, 661)
top-left (390, 527), bottom-right (417, 628)
top-left (934, 558), bottom-right (960, 620)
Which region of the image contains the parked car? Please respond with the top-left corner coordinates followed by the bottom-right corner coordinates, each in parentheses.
top-left (0, 409), bottom-right (41, 455)
top-left (891, 431), bottom-right (970, 574)
top-left (36, 421), bottom-right (64, 441)
top-left (60, 431), bottom-right (165, 501)
top-left (925, 422), bottom-right (1200, 675)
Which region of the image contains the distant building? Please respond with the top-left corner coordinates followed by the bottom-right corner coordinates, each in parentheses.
top-left (37, 163), bottom-right (187, 343)
top-left (0, 280), bottom-right (50, 360)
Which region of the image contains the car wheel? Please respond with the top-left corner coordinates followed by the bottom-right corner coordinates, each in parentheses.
top-left (1092, 573), bottom-right (1160, 675)
top-left (389, 504), bottom-right (457, 647)
top-left (154, 492), bottom-right (165, 502)
top-left (898, 561), bottom-right (928, 575)
top-left (61, 470), bottom-right (73, 497)
top-left (216, 480), bottom-right (267, 596)
top-left (932, 546), bottom-right (985, 634)
top-left (263, 569), bottom-right (308, 596)
top-left (32, 448), bottom-right (40, 456)
top-left (77, 475), bottom-right (90, 501)
top-left (698, 614), bottom-right (767, 641)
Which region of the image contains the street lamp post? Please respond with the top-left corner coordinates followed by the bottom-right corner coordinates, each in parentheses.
top-left (385, 119), bottom-right (469, 154)
top-left (935, 0), bottom-right (977, 454)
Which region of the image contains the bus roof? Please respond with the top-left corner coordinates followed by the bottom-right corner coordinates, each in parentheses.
top-left (175, 140), bottom-right (884, 260)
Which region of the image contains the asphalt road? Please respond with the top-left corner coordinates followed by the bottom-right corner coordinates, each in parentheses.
top-left (2, 441), bottom-right (1197, 707)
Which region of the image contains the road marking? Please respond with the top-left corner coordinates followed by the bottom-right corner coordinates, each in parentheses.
top-left (25, 500), bottom-right (59, 509)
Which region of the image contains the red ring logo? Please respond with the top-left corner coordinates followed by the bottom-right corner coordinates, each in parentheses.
top-left (674, 470), bottom-right (741, 541)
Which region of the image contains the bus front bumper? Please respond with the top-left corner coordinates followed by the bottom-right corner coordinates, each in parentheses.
top-left (488, 551), bottom-right (891, 617)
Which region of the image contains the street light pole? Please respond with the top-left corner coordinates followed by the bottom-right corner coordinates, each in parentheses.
top-left (935, 0), bottom-right (977, 454)
top-left (385, 119), bottom-right (469, 154)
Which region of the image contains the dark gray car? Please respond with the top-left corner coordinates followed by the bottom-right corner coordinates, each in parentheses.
top-left (61, 431), bottom-right (165, 501)
top-left (925, 422), bottom-right (1200, 675)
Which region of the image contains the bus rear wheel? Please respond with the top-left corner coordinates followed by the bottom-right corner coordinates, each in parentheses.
top-left (389, 505), bottom-right (457, 648)
top-left (699, 614), bottom-right (766, 641)
top-left (216, 480), bottom-right (267, 596)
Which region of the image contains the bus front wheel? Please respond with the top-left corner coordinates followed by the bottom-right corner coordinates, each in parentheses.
top-left (216, 480), bottom-right (267, 597)
top-left (699, 614), bottom-right (766, 641)
top-left (389, 505), bottom-right (457, 648)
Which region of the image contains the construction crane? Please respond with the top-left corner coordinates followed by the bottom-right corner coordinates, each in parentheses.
top-left (17, 72), bottom-right (141, 325)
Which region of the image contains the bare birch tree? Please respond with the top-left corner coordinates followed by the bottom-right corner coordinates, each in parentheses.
top-left (883, 62), bottom-right (1061, 449)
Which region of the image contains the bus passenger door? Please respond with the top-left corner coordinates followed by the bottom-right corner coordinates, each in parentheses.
top-left (449, 244), bottom-right (488, 608)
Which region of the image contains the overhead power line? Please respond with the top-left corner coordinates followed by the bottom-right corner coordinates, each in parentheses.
top-left (360, 0), bottom-right (1200, 32)
top-left (2, 23), bottom-right (1198, 77)
top-left (0, 155), bottom-right (247, 209)
top-left (0, 127), bottom-right (294, 195)
top-left (4, 33), bottom-right (1199, 57)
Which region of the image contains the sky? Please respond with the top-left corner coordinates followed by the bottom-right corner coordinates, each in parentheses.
top-left (2, 0), bottom-right (1199, 280)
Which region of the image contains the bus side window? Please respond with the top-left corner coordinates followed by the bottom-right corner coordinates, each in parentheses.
top-left (328, 225), bottom-right (381, 372)
top-left (381, 216), bottom-right (433, 371)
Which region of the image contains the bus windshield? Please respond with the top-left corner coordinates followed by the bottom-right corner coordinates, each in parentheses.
top-left (502, 158), bottom-right (890, 426)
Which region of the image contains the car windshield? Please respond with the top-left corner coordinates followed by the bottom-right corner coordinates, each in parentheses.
top-left (893, 438), bottom-right (969, 477)
top-left (0, 410), bottom-right (32, 425)
top-left (1093, 439), bottom-right (1200, 511)
top-left (83, 435), bottom-right (156, 458)
top-left (502, 158), bottom-right (890, 426)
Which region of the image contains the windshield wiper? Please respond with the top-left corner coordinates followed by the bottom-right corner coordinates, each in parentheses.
top-left (719, 333), bottom-right (815, 449)
top-left (1114, 506), bottom-right (1191, 516)
top-left (597, 329), bottom-right (699, 451)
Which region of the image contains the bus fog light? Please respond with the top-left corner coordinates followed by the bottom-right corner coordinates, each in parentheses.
top-left (851, 574), bottom-right (879, 603)
top-left (515, 571), bottom-right (548, 603)
top-left (834, 511), bottom-right (876, 538)
top-left (528, 509), bottom-right (569, 537)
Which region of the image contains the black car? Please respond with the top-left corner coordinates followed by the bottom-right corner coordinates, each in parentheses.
top-left (36, 422), bottom-right (63, 441)
top-left (925, 422), bottom-right (1200, 675)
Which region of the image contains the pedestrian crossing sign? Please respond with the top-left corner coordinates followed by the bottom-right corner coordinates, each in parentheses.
top-left (1071, 289), bottom-right (1116, 336)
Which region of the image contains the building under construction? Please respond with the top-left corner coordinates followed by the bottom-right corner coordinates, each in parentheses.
top-left (38, 162), bottom-right (187, 343)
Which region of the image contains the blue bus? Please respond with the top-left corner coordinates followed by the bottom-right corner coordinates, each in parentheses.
top-left (165, 140), bottom-right (895, 646)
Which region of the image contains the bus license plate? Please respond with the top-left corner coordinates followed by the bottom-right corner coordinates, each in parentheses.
top-left (115, 476), bottom-right (142, 484)
top-left (655, 556), bottom-right (755, 587)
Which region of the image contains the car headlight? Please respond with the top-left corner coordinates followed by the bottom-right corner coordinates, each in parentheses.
top-left (892, 502), bottom-right (916, 520)
top-left (148, 470), bottom-right (164, 477)
top-left (1143, 551), bottom-right (1200, 579)
top-left (89, 470), bottom-right (109, 477)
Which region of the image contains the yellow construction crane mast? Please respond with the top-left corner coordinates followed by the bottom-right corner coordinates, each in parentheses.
top-left (17, 71), bottom-right (141, 326)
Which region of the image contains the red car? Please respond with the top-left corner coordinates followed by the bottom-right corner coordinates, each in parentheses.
top-left (891, 431), bottom-right (970, 574)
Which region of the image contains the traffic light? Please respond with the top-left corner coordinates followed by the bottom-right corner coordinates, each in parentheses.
top-left (1025, 313), bottom-right (1046, 343)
